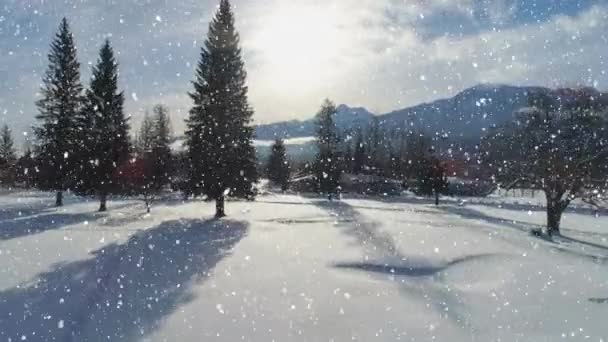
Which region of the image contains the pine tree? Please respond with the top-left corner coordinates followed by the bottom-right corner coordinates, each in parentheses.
top-left (343, 141), bottom-right (354, 174)
top-left (266, 138), bottom-right (290, 191)
top-left (135, 112), bottom-right (154, 155)
top-left (174, 151), bottom-right (193, 200)
top-left (393, 128), bottom-right (409, 180)
top-left (34, 18), bottom-right (83, 206)
top-left (80, 40), bottom-right (130, 212)
top-left (416, 155), bottom-right (448, 205)
top-left (0, 124), bottom-right (17, 186)
top-left (0, 124), bottom-right (16, 165)
top-left (406, 131), bottom-right (432, 180)
top-left (150, 104), bottom-right (172, 192)
top-left (128, 106), bottom-right (171, 213)
top-left (16, 148), bottom-right (36, 188)
top-left (366, 118), bottom-right (390, 176)
top-left (185, 0), bottom-right (258, 218)
top-left (352, 131), bottom-right (366, 174)
top-left (314, 99), bottom-right (342, 199)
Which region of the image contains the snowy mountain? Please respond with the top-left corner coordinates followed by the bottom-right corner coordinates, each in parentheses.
top-left (380, 84), bottom-right (548, 138)
top-left (254, 84), bottom-right (549, 140)
top-left (255, 104), bottom-right (375, 140)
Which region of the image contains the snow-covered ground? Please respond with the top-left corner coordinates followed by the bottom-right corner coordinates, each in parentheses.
top-left (1, 190), bottom-right (607, 341)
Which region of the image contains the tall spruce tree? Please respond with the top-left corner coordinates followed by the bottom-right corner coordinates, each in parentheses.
top-left (150, 104), bottom-right (173, 191)
top-left (16, 148), bottom-right (36, 188)
top-left (130, 106), bottom-right (172, 213)
top-left (367, 118), bottom-right (386, 175)
top-left (135, 112), bottom-right (154, 155)
top-left (80, 40), bottom-right (130, 212)
top-left (185, 0), bottom-right (258, 218)
top-left (34, 18), bottom-right (83, 206)
top-left (0, 124), bottom-right (16, 165)
top-left (416, 155), bottom-right (448, 205)
top-left (314, 99), bottom-right (341, 199)
top-left (352, 130), bottom-right (366, 174)
top-left (266, 138), bottom-right (290, 191)
top-left (343, 141), bottom-right (354, 174)
top-left (0, 124), bottom-right (17, 186)
top-left (406, 131), bottom-right (432, 179)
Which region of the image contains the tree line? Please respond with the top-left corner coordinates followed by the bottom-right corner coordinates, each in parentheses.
top-left (264, 89), bottom-right (608, 235)
top-left (263, 99), bottom-right (449, 202)
top-left (1, 0), bottom-right (606, 234)
top-left (1, 0), bottom-right (257, 217)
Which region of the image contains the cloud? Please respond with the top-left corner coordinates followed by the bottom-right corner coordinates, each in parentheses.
top-left (0, 0), bottom-right (606, 144)
top-left (243, 1), bottom-right (608, 115)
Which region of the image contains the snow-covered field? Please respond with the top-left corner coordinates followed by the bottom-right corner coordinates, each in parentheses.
top-left (1, 190), bottom-right (607, 341)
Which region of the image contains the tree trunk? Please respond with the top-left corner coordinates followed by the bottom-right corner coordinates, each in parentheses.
top-left (435, 190), bottom-right (439, 206)
top-left (99, 192), bottom-right (107, 212)
top-left (215, 195), bottom-right (226, 218)
top-left (546, 203), bottom-right (563, 236)
top-left (545, 190), bottom-right (567, 236)
top-left (145, 195), bottom-right (151, 213)
top-left (55, 191), bottom-right (63, 207)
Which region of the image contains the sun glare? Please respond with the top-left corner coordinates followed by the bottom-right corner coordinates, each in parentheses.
top-left (251, 5), bottom-right (342, 82)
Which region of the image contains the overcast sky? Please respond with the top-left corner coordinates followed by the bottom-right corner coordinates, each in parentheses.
top-left (1, 0), bottom-right (607, 143)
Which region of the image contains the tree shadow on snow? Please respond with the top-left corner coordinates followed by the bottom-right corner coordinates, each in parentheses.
top-left (334, 253), bottom-right (504, 277)
top-left (0, 191), bottom-right (96, 219)
top-left (439, 205), bottom-right (534, 234)
top-left (313, 200), bottom-right (400, 257)
top-left (558, 235), bottom-right (608, 252)
top-left (258, 196), bottom-right (436, 217)
top-left (452, 198), bottom-right (608, 217)
top-left (0, 218), bottom-right (248, 342)
top-left (311, 200), bottom-right (498, 330)
top-left (0, 202), bottom-right (140, 241)
top-left (0, 204), bottom-right (55, 222)
top-left (0, 212), bottom-right (106, 240)
top-left (439, 205), bottom-right (608, 261)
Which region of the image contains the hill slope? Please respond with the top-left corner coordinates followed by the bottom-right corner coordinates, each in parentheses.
top-left (255, 104), bottom-right (374, 140)
top-left (255, 84), bottom-right (548, 139)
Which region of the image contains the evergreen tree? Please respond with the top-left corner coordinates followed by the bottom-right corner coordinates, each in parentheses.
top-left (416, 154), bottom-right (448, 205)
top-left (405, 131), bottom-right (432, 180)
top-left (0, 124), bottom-right (17, 186)
top-left (352, 131), bottom-right (366, 174)
top-left (16, 148), bottom-right (36, 188)
top-left (314, 99), bottom-right (341, 199)
top-left (135, 112), bottom-right (154, 155)
top-left (367, 118), bottom-right (383, 174)
top-left (185, 0), bottom-right (258, 218)
top-left (266, 138), bottom-right (290, 191)
top-left (80, 40), bottom-right (130, 212)
top-left (34, 18), bottom-right (83, 206)
top-left (393, 128), bottom-right (409, 180)
top-left (127, 107), bottom-right (171, 213)
top-left (343, 141), bottom-right (354, 174)
top-left (150, 104), bottom-right (173, 191)
top-left (0, 124), bottom-right (16, 165)
top-left (173, 151), bottom-right (193, 200)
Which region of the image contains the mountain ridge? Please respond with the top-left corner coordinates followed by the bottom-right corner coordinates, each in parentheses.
top-left (254, 83), bottom-right (549, 140)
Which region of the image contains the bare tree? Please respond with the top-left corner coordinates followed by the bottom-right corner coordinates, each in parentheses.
top-left (483, 89), bottom-right (608, 236)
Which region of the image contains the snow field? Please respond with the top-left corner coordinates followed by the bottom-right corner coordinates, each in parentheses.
top-left (0, 191), bottom-right (607, 341)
